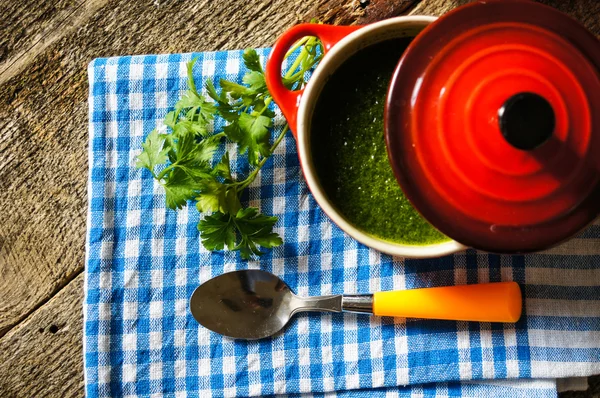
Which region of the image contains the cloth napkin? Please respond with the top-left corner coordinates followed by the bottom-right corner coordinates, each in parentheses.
top-left (84, 48), bottom-right (600, 398)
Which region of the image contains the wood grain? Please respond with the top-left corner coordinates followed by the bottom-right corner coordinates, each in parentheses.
top-left (0, 0), bottom-right (84, 76)
top-left (0, 274), bottom-right (84, 398)
top-left (409, 0), bottom-right (470, 15)
top-left (0, 0), bottom-right (598, 396)
top-left (304, 0), bottom-right (420, 25)
top-left (539, 0), bottom-right (600, 36)
top-left (0, 0), bottom-right (109, 86)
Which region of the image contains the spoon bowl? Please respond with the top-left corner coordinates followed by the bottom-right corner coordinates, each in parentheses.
top-left (190, 270), bottom-right (298, 339)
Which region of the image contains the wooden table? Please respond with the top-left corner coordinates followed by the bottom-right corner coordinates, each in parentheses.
top-left (0, 0), bottom-right (598, 396)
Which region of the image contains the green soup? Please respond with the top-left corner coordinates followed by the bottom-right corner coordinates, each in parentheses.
top-left (311, 38), bottom-right (449, 246)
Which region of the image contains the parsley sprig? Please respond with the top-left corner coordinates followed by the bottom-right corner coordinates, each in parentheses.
top-left (136, 37), bottom-right (323, 259)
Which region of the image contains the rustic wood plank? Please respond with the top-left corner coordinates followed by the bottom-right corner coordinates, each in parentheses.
top-left (0, 0), bottom-right (84, 76)
top-left (539, 0), bottom-right (600, 36)
top-left (0, 273), bottom-right (84, 398)
top-left (409, 0), bottom-right (470, 16)
top-left (304, 0), bottom-right (420, 25)
top-left (0, 0), bottom-right (110, 87)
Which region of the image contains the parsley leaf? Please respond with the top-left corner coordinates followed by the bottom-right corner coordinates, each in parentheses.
top-left (137, 39), bottom-right (323, 259)
top-left (238, 112), bottom-right (272, 166)
top-left (170, 129), bottom-right (221, 168)
top-left (219, 79), bottom-right (253, 99)
top-left (198, 207), bottom-right (282, 259)
top-left (242, 71), bottom-right (267, 94)
top-left (163, 167), bottom-right (198, 210)
top-left (198, 212), bottom-right (236, 251)
top-left (160, 131), bottom-right (224, 210)
top-left (135, 129), bottom-right (170, 177)
top-left (176, 90), bottom-right (216, 127)
top-left (242, 48), bottom-right (263, 73)
top-left (213, 152), bottom-right (233, 181)
top-left (233, 208), bottom-right (282, 259)
top-left (206, 80), bottom-right (238, 123)
top-left (166, 59), bottom-right (216, 132)
top-left (195, 179), bottom-right (227, 213)
top-left (164, 111), bottom-right (179, 129)
top-left (186, 133), bottom-right (223, 165)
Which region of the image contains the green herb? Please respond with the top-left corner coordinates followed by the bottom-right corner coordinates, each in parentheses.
top-left (136, 38), bottom-right (323, 259)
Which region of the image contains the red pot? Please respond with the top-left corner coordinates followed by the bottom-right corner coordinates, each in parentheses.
top-left (265, 0), bottom-right (600, 256)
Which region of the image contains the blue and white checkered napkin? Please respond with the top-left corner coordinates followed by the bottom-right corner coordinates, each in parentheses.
top-left (85, 48), bottom-right (600, 398)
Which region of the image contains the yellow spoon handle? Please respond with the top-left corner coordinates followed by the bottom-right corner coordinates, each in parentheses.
top-left (373, 282), bottom-right (522, 323)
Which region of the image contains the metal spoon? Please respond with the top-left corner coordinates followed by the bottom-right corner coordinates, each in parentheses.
top-left (189, 269), bottom-right (522, 339)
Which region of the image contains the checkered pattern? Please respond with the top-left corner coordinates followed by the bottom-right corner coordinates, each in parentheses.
top-left (85, 48), bottom-right (600, 397)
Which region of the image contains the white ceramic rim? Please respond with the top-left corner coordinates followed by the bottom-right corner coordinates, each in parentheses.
top-left (296, 16), bottom-right (467, 258)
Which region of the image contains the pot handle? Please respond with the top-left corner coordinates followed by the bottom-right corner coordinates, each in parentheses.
top-left (265, 23), bottom-right (362, 137)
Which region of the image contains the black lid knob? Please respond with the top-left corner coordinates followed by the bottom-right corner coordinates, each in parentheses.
top-left (498, 92), bottom-right (555, 151)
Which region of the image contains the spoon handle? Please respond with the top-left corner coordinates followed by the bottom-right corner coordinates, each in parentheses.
top-left (372, 282), bottom-right (522, 323)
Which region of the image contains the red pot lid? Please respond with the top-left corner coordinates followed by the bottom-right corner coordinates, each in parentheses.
top-left (385, 0), bottom-right (600, 253)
